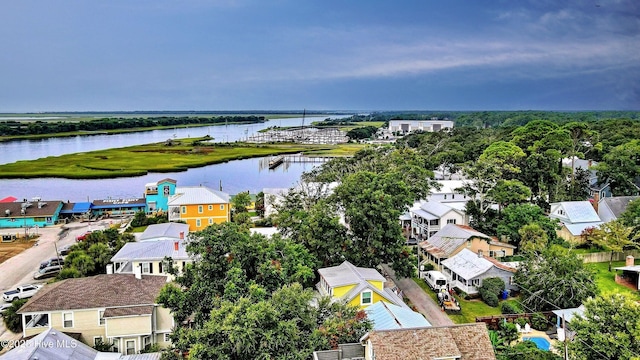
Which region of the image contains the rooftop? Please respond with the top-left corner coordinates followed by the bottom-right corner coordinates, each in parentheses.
top-left (168, 186), bottom-right (229, 205)
top-left (318, 261), bottom-right (385, 288)
top-left (111, 239), bottom-right (190, 262)
top-left (139, 222), bottom-right (189, 241)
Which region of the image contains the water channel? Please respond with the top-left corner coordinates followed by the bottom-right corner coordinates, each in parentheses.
top-left (0, 115), bottom-right (348, 201)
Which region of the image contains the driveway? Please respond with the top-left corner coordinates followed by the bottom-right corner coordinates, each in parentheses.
top-left (0, 221), bottom-right (110, 341)
top-left (381, 264), bottom-right (454, 326)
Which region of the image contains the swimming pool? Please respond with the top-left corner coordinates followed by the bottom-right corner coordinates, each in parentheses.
top-left (523, 336), bottom-right (551, 351)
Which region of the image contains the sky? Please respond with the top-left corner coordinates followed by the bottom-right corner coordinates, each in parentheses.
top-left (1, 0), bottom-right (639, 112)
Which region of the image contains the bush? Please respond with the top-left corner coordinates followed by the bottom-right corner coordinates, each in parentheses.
top-left (500, 302), bottom-right (522, 315)
top-left (531, 312), bottom-right (549, 331)
top-left (3, 299), bottom-right (28, 333)
top-left (479, 277), bottom-right (505, 307)
top-left (420, 262), bottom-right (434, 272)
top-left (484, 292), bottom-right (499, 307)
top-left (516, 317), bottom-right (528, 327)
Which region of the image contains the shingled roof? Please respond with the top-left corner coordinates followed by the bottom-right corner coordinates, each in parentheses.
top-left (419, 224), bottom-right (494, 259)
top-left (363, 323), bottom-right (496, 360)
top-left (19, 274), bottom-right (167, 313)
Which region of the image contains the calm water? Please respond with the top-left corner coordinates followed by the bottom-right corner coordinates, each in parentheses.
top-left (0, 115), bottom-right (345, 201)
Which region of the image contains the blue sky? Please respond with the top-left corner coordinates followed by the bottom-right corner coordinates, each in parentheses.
top-left (1, 1), bottom-right (638, 111)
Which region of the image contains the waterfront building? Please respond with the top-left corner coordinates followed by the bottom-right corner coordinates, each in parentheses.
top-left (167, 186), bottom-right (230, 231)
top-left (144, 178), bottom-right (177, 214)
top-left (0, 198), bottom-right (63, 230)
top-left (91, 198), bottom-right (147, 217)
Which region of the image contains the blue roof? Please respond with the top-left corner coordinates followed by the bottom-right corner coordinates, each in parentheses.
top-left (73, 202), bottom-right (92, 212)
top-left (365, 301), bottom-right (431, 330)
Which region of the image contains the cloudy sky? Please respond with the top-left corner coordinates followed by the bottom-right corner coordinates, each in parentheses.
top-left (1, 0), bottom-right (638, 112)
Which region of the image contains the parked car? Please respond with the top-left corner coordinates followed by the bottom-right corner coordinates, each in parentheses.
top-left (76, 230), bottom-right (97, 242)
top-left (34, 265), bottom-right (63, 280)
top-left (59, 244), bottom-right (73, 256)
top-left (422, 270), bottom-right (449, 291)
top-left (2, 284), bottom-right (43, 302)
top-left (40, 257), bottom-right (64, 270)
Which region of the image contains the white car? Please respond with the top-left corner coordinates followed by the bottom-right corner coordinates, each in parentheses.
top-left (0, 302), bottom-right (12, 316)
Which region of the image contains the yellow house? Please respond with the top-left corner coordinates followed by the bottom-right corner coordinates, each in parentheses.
top-left (317, 261), bottom-right (405, 309)
top-left (420, 224), bottom-right (516, 270)
top-left (18, 274), bottom-right (173, 355)
top-left (167, 186), bottom-right (231, 231)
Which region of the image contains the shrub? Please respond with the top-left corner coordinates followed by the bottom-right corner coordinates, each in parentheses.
top-left (516, 317), bottom-right (528, 327)
top-left (500, 302), bottom-right (522, 315)
top-left (531, 312), bottom-right (549, 331)
top-left (3, 299), bottom-right (28, 333)
top-left (484, 292), bottom-right (499, 307)
top-left (420, 262), bottom-right (434, 272)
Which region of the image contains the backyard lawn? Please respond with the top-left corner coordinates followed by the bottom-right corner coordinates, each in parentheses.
top-left (413, 277), bottom-right (520, 324)
top-left (586, 260), bottom-right (640, 301)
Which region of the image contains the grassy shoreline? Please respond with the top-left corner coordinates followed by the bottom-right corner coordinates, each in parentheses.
top-left (0, 138), bottom-right (363, 179)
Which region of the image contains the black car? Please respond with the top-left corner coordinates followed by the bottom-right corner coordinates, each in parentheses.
top-left (40, 257), bottom-right (64, 270)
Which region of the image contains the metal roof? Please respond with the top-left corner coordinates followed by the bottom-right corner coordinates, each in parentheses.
top-left (111, 240), bottom-right (190, 261)
top-left (139, 222), bottom-right (189, 241)
top-left (168, 186), bottom-right (229, 205)
top-left (555, 201), bottom-right (602, 223)
top-left (0, 327), bottom-right (98, 360)
top-left (419, 201), bottom-right (458, 217)
top-left (421, 224), bottom-right (492, 258)
top-left (564, 222), bottom-right (603, 236)
top-left (318, 261), bottom-right (385, 288)
top-left (441, 249), bottom-right (494, 280)
top-left (366, 301), bottom-right (431, 330)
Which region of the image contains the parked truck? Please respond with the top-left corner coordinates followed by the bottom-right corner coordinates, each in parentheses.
top-left (2, 284), bottom-right (43, 302)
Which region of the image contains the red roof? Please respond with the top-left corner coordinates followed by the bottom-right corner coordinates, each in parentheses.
top-left (0, 196), bottom-right (17, 203)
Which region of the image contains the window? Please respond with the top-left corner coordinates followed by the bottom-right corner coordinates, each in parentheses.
top-left (452, 194), bottom-right (455, 199)
top-left (466, 241), bottom-right (471, 248)
top-left (446, 219), bottom-right (456, 224)
top-left (489, 250), bottom-right (495, 258)
top-left (94, 337), bottom-right (103, 347)
top-left (558, 209), bottom-right (565, 215)
top-left (143, 336), bottom-right (151, 351)
top-left (198, 205), bottom-right (203, 213)
top-left (477, 250), bottom-right (483, 257)
top-left (361, 291), bottom-right (372, 305)
top-left (444, 194), bottom-right (447, 199)
top-left (181, 206), bottom-right (186, 214)
top-left (196, 219), bottom-right (201, 227)
top-left (125, 340), bottom-right (136, 355)
top-left (112, 339), bottom-right (119, 353)
top-left (208, 205), bottom-right (213, 211)
top-left (429, 219), bottom-right (439, 226)
top-left (63, 312), bottom-right (73, 328)
top-left (99, 310), bottom-right (105, 326)
top-left (471, 279), bottom-right (480, 286)
top-left (141, 262), bottom-right (151, 274)
top-left (164, 333), bottom-right (171, 342)
top-left (220, 204), bottom-right (225, 210)
top-left (208, 218), bottom-right (213, 224)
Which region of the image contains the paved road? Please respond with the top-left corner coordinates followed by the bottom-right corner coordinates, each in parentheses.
top-left (0, 221), bottom-right (110, 341)
top-left (382, 264), bottom-right (454, 327)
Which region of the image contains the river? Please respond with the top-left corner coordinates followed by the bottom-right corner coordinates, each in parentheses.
top-left (0, 115), bottom-right (348, 201)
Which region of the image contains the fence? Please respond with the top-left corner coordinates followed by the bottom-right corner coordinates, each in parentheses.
top-left (476, 312), bottom-right (555, 330)
top-left (578, 250), bottom-right (640, 263)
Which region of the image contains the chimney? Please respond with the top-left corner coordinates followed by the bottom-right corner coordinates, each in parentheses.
top-left (588, 159), bottom-right (593, 168)
top-left (592, 193), bottom-right (600, 213)
top-left (179, 231), bottom-right (184, 240)
top-left (106, 264), bottom-right (113, 274)
top-left (626, 255), bottom-right (635, 267)
top-left (174, 241), bottom-right (179, 251)
top-left (134, 264), bottom-right (142, 279)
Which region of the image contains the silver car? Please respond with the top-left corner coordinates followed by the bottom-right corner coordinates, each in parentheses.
top-left (34, 265), bottom-right (63, 280)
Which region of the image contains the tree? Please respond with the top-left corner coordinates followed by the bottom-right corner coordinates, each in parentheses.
top-left (497, 204), bottom-right (559, 247)
top-left (518, 223), bottom-right (549, 253)
top-left (496, 341), bottom-right (562, 360)
top-left (488, 179), bottom-right (531, 211)
top-left (569, 294), bottom-right (640, 360)
top-left (514, 245), bottom-right (598, 312)
top-left (479, 277), bottom-right (505, 307)
top-left (596, 140), bottom-right (640, 196)
top-left (231, 191), bottom-right (252, 215)
top-left (71, 254), bottom-right (96, 276)
top-left (255, 191), bottom-right (265, 217)
top-left (563, 122), bottom-right (601, 191)
top-left (590, 219), bottom-right (636, 272)
top-left (2, 298), bottom-right (27, 333)
top-left (620, 198), bottom-right (640, 237)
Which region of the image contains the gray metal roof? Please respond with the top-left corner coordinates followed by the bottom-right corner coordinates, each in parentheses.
top-left (318, 261), bottom-right (385, 288)
top-left (555, 201), bottom-right (602, 223)
top-left (0, 328), bottom-right (98, 360)
top-left (139, 222), bottom-right (190, 241)
top-left (111, 240), bottom-right (190, 262)
top-left (168, 186), bottom-right (230, 205)
top-left (421, 224), bottom-right (492, 258)
top-left (419, 201), bottom-right (458, 217)
top-left (441, 249), bottom-right (494, 280)
top-left (564, 222), bottom-right (603, 236)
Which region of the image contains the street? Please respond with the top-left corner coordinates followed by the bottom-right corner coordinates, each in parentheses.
top-left (0, 221), bottom-right (109, 341)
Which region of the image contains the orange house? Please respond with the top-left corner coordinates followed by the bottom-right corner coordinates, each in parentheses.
top-left (167, 186), bottom-right (230, 231)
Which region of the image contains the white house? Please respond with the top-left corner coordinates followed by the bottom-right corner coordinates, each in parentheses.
top-left (549, 201), bottom-right (603, 243)
top-left (410, 201), bottom-right (467, 240)
top-left (441, 248), bottom-right (517, 295)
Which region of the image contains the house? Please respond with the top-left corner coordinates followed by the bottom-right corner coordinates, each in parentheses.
top-left (549, 201), bottom-right (603, 243)
top-left (91, 198), bottom-right (147, 217)
top-left (419, 224), bottom-right (515, 270)
top-left (388, 119), bottom-right (454, 135)
top-left (561, 157), bottom-right (612, 200)
top-left (409, 201), bottom-right (467, 240)
top-left (0, 327), bottom-right (162, 360)
top-left (144, 178), bottom-right (177, 214)
top-left (167, 186), bottom-right (230, 231)
top-left (597, 196), bottom-right (639, 223)
top-left (58, 202), bottom-right (93, 221)
top-left (138, 222), bottom-right (189, 242)
top-left (365, 301), bottom-right (431, 330)
top-left (18, 274), bottom-right (173, 355)
top-left (440, 248), bottom-right (517, 295)
top-left (262, 187), bottom-right (289, 217)
top-left (317, 261), bottom-right (405, 309)
top-left (110, 240), bottom-right (191, 279)
top-left (263, 182), bottom-right (338, 217)
top-left (361, 323), bottom-right (496, 360)
top-left (0, 199), bottom-right (63, 230)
